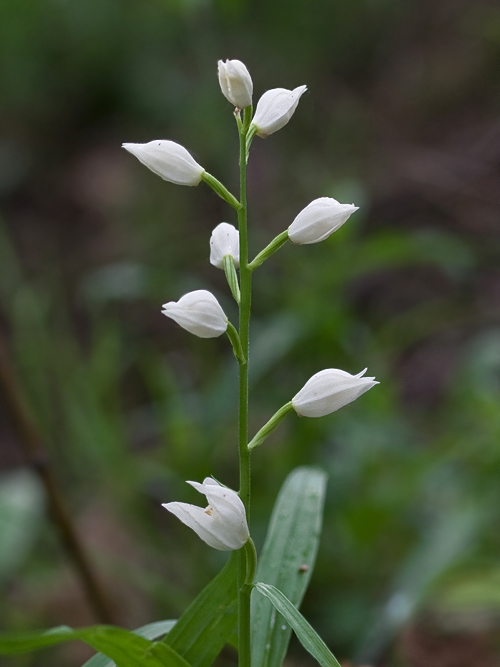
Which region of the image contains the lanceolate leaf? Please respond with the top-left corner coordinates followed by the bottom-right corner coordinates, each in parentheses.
top-left (82, 620), bottom-right (177, 667)
top-left (251, 466), bottom-right (327, 667)
top-left (254, 583), bottom-right (341, 667)
top-left (163, 553), bottom-right (238, 667)
top-left (0, 625), bottom-right (189, 667)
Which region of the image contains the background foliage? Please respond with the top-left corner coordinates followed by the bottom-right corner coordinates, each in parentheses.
top-left (1, 0), bottom-right (500, 665)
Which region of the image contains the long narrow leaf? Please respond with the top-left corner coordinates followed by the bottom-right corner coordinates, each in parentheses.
top-left (251, 466), bottom-right (327, 667)
top-left (163, 553), bottom-right (238, 667)
top-left (254, 584), bottom-right (341, 667)
top-left (82, 620), bottom-right (177, 667)
top-left (0, 625), bottom-right (188, 667)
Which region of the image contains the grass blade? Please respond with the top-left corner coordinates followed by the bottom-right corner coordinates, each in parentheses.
top-left (254, 583), bottom-right (341, 667)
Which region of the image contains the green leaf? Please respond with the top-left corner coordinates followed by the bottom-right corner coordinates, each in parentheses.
top-left (82, 620), bottom-right (177, 667)
top-left (0, 624), bottom-right (189, 667)
top-left (251, 466), bottom-right (327, 667)
top-left (253, 584), bottom-right (341, 667)
top-left (163, 553), bottom-right (238, 667)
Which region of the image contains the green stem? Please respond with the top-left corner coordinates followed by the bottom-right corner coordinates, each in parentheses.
top-left (248, 230), bottom-right (290, 271)
top-left (202, 172), bottom-right (241, 210)
top-left (247, 401), bottom-right (294, 451)
top-left (237, 105), bottom-right (253, 667)
top-left (244, 537), bottom-right (257, 586)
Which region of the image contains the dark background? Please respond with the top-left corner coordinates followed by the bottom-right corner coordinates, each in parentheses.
top-left (1, 0), bottom-right (500, 665)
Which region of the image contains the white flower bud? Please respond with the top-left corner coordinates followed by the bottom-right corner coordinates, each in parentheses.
top-left (288, 197), bottom-right (358, 245)
top-left (122, 140), bottom-right (204, 186)
top-left (292, 368), bottom-right (378, 418)
top-left (210, 223), bottom-right (240, 269)
top-left (250, 85), bottom-right (307, 138)
top-left (218, 59), bottom-right (253, 110)
top-left (163, 478), bottom-right (249, 551)
top-left (162, 290), bottom-right (228, 338)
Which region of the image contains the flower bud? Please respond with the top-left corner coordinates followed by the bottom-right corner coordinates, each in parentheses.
top-left (250, 85), bottom-right (307, 138)
top-left (210, 223), bottom-right (240, 269)
top-left (218, 59), bottom-right (253, 110)
top-left (163, 478), bottom-right (249, 551)
top-left (292, 368), bottom-right (378, 418)
top-left (288, 197), bottom-right (358, 245)
top-left (122, 140), bottom-right (204, 186)
top-left (162, 290), bottom-right (228, 338)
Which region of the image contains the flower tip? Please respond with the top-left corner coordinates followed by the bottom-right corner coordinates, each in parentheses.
top-left (160, 301), bottom-right (174, 312)
top-left (186, 479), bottom-right (206, 492)
top-left (122, 142), bottom-right (138, 154)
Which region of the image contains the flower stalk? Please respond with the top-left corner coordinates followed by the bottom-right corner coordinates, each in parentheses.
top-left (248, 230), bottom-right (290, 271)
top-left (202, 172), bottom-right (241, 210)
top-left (247, 401), bottom-right (294, 451)
top-left (237, 104), bottom-right (253, 667)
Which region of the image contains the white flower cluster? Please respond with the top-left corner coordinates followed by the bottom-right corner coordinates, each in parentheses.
top-left (123, 59), bottom-right (378, 551)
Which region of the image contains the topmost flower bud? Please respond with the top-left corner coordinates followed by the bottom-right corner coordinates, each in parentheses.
top-left (122, 140), bottom-right (204, 186)
top-left (250, 86), bottom-right (307, 138)
top-left (218, 60), bottom-right (253, 110)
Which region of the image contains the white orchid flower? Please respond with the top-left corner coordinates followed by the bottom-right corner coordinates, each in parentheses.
top-left (162, 290), bottom-right (228, 338)
top-left (292, 368), bottom-right (378, 418)
top-left (163, 478), bottom-right (249, 551)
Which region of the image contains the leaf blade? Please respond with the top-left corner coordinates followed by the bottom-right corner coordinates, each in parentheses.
top-left (251, 466), bottom-right (327, 667)
top-left (82, 620), bottom-right (177, 667)
top-left (0, 624), bottom-right (188, 667)
top-left (163, 553), bottom-right (238, 667)
top-left (254, 583), bottom-right (342, 667)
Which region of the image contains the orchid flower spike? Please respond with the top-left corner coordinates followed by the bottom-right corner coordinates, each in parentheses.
top-left (250, 85), bottom-right (307, 138)
top-left (292, 368), bottom-right (378, 418)
top-left (210, 223), bottom-right (240, 269)
top-left (162, 290), bottom-right (228, 338)
top-left (122, 140), bottom-right (204, 186)
top-left (218, 59), bottom-right (253, 110)
top-left (163, 478), bottom-right (249, 551)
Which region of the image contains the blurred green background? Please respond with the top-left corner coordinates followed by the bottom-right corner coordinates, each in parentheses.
top-left (1, 0), bottom-right (500, 665)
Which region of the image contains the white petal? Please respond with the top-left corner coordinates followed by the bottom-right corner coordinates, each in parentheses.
top-left (210, 223), bottom-right (240, 269)
top-left (251, 85), bottom-right (307, 138)
top-left (218, 59), bottom-right (253, 109)
top-left (162, 478), bottom-right (249, 551)
top-left (187, 479), bottom-right (248, 541)
top-left (161, 290), bottom-right (228, 338)
top-left (292, 368), bottom-right (378, 418)
top-left (162, 502), bottom-right (235, 550)
top-left (122, 140), bottom-right (204, 186)
top-left (288, 197), bottom-right (358, 245)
